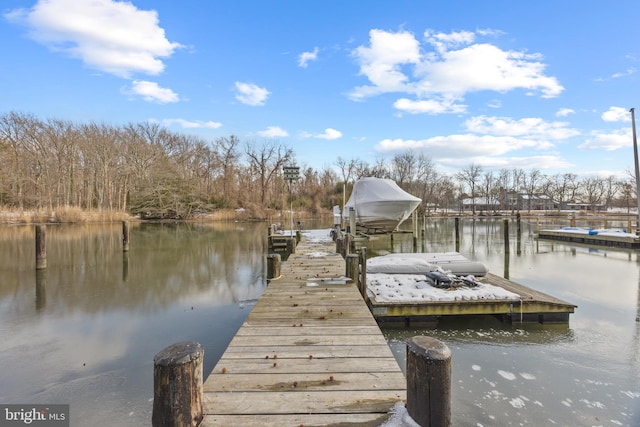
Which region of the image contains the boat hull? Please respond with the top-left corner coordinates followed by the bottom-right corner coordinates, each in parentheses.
top-left (343, 177), bottom-right (422, 233)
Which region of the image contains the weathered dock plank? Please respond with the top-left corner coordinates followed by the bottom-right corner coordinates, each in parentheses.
top-left (202, 236), bottom-right (406, 426)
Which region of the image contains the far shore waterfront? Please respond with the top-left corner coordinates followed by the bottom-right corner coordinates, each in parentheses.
top-left (0, 206), bottom-right (637, 228)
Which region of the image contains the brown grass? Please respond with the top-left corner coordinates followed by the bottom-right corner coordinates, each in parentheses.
top-left (0, 207), bottom-right (133, 224)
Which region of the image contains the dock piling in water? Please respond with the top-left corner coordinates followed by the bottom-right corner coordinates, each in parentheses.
top-left (152, 341), bottom-right (204, 427)
top-left (35, 224), bottom-right (46, 270)
top-left (122, 220), bottom-right (130, 252)
top-left (406, 336), bottom-right (452, 427)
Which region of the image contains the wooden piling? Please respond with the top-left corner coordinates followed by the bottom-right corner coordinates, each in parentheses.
top-left (346, 254), bottom-right (359, 289)
top-left (454, 217), bottom-right (460, 252)
top-left (286, 237), bottom-right (296, 255)
top-left (152, 341), bottom-right (204, 427)
top-left (122, 221), bottom-right (130, 252)
top-left (349, 207), bottom-right (356, 235)
top-left (266, 253), bottom-right (281, 281)
top-left (412, 211), bottom-right (418, 251)
top-left (336, 237), bottom-right (344, 257)
top-left (406, 336), bottom-right (451, 427)
top-left (503, 219), bottom-right (510, 254)
top-left (35, 224), bottom-right (46, 270)
top-left (359, 247), bottom-right (367, 301)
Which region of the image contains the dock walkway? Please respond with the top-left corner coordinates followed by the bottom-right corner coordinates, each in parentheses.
top-left (201, 237), bottom-right (406, 426)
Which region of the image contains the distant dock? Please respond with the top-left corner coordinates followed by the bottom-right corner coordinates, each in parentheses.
top-left (537, 228), bottom-right (640, 249)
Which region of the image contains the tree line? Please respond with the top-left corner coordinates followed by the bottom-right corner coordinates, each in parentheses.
top-left (0, 111), bottom-right (636, 219)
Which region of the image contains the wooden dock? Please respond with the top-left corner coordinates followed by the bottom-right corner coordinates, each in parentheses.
top-left (368, 272), bottom-right (576, 325)
top-left (536, 229), bottom-right (640, 249)
top-left (201, 238), bottom-right (406, 426)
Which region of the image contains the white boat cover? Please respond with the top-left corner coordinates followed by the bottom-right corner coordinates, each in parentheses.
top-left (343, 177), bottom-right (421, 232)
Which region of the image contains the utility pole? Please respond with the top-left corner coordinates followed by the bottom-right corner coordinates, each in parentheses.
top-left (631, 108), bottom-right (640, 234)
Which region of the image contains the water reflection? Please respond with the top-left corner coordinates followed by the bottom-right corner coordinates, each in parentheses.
top-left (0, 222), bottom-right (268, 426)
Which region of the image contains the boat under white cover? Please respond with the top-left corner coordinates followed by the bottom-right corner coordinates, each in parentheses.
top-left (343, 177), bottom-right (421, 233)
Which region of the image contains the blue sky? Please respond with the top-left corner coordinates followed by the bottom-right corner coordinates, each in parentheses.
top-left (2, 0), bottom-right (639, 178)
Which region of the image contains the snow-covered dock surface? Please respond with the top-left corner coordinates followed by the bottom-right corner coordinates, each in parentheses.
top-left (368, 273), bottom-right (520, 303)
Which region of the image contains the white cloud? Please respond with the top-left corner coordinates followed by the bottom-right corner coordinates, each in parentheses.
top-left (579, 129), bottom-right (632, 151)
top-left (127, 80), bottom-right (179, 103)
top-left (602, 106), bottom-right (632, 122)
top-left (5, 0), bottom-right (182, 78)
top-left (375, 134), bottom-right (573, 170)
top-left (235, 82), bottom-right (270, 106)
top-left (349, 29), bottom-right (421, 100)
top-left (315, 128), bottom-right (342, 140)
top-left (300, 128), bottom-right (343, 139)
top-left (464, 115), bottom-right (580, 140)
top-left (258, 126), bottom-right (288, 138)
top-left (393, 97), bottom-right (466, 115)
top-left (161, 118), bottom-right (222, 129)
top-left (375, 134), bottom-right (542, 157)
top-left (298, 47), bottom-right (319, 68)
top-left (556, 108), bottom-right (575, 117)
top-left (349, 28), bottom-right (563, 110)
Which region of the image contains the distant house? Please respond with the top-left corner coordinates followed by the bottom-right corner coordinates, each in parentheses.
top-left (520, 194), bottom-right (556, 211)
top-left (460, 197), bottom-right (500, 212)
top-left (499, 190), bottom-right (556, 211)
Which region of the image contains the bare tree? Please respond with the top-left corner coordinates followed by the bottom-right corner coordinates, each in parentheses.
top-left (544, 173), bottom-right (578, 210)
top-left (522, 169), bottom-right (542, 212)
top-left (456, 163), bottom-right (483, 214)
top-left (244, 140), bottom-right (293, 206)
top-left (215, 135), bottom-right (240, 207)
top-left (335, 157), bottom-right (356, 208)
top-left (579, 176), bottom-right (606, 211)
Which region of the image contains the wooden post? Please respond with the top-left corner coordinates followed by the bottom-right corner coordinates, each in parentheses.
top-left (286, 237), bottom-right (296, 255)
top-left (346, 254), bottom-right (359, 288)
top-left (503, 219), bottom-right (510, 254)
top-left (406, 336), bottom-right (451, 427)
top-left (336, 237), bottom-right (344, 257)
top-left (152, 341), bottom-right (204, 427)
top-left (359, 248), bottom-right (367, 301)
top-left (35, 224), bottom-right (46, 270)
top-left (122, 220), bottom-right (130, 252)
top-left (412, 211), bottom-right (418, 252)
top-left (349, 207), bottom-right (356, 236)
top-left (267, 253), bottom-right (281, 281)
top-left (344, 233), bottom-right (352, 257)
top-left (516, 212), bottom-right (521, 234)
top-left (454, 217), bottom-right (460, 252)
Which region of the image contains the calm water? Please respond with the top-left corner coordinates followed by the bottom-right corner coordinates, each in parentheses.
top-left (0, 218), bottom-right (639, 426)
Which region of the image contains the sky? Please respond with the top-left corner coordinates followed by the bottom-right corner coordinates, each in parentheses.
top-left (2, 0), bottom-right (640, 178)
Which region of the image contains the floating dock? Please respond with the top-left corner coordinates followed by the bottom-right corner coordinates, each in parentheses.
top-left (201, 237), bottom-right (406, 426)
top-left (537, 228), bottom-right (640, 249)
top-left (368, 272), bottom-right (576, 325)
